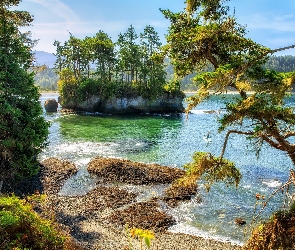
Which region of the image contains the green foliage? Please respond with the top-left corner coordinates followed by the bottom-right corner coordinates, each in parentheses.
top-left (0, 195), bottom-right (65, 249)
top-left (164, 79), bottom-right (181, 94)
top-left (76, 78), bottom-right (101, 102)
top-left (162, 0), bottom-right (271, 103)
top-left (57, 68), bottom-right (78, 105)
top-left (33, 67), bottom-right (59, 91)
top-left (265, 55), bottom-right (295, 73)
top-left (0, 0), bottom-right (49, 184)
top-left (117, 25), bottom-right (141, 84)
top-left (164, 1), bottom-right (295, 246)
top-left (129, 226), bottom-right (155, 250)
top-left (163, 0), bottom-right (295, 170)
top-left (54, 25), bottom-right (175, 105)
top-left (183, 152), bottom-right (241, 191)
top-left (219, 93), bottom-right (295, 133)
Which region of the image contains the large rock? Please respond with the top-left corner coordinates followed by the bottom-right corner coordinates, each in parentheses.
top-left (87, 157), bottom-right (185, 185)
top-left (40, 158), bottom-right (78, 195)
top-left (61, 93), bottom-right (185, 113)
top-left (44, 99), bottom-right (58, 112)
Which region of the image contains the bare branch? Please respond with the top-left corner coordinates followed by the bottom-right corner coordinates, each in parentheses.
top-left (219, 130), bottom-right (286, 163)
top-left (219, 130), bottom-right (253, 162)
top-left (284, 131), bottom-right (295, 139)
top-left (271, 45), bottom-right (295, 54)
top-left (290, 169), bottom-right (295, 187)
top-left (260, 134), bottom-right (284, 151)
top-left (252, 169), bottom-right (295, 223)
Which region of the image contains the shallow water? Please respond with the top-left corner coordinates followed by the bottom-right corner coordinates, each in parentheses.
top-left (39, 93), bottom-right (295, 244)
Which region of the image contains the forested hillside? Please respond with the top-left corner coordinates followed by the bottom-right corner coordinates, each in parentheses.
top-left (264, 55), bottom-right (295, 72)
top-left (32, 52), bottom-right (295, 92)
top-left (34, 68), bottom-right (59, 91)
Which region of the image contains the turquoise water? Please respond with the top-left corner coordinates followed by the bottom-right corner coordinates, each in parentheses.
top-left (39, 93), bottom-right (295, 244)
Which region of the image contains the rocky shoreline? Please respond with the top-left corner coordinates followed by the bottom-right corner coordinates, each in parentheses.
top-left (11, 157), bottom-right (243, 250)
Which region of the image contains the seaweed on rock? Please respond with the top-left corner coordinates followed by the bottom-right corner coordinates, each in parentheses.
top-left (87, 157), bottom-right (185, 185)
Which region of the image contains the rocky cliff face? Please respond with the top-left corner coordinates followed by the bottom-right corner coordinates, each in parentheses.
top-left (60, 93), bottom-right (185, 113)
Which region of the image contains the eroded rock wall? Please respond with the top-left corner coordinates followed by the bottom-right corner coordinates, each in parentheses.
top-left (60, 93), bottom-right (185, 113)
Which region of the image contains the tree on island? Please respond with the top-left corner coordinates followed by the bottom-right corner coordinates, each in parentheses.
top-left (0, 0), bottom-right (49, 190)
top-left (162, 0), bottom-right (295, 248)
top-left (54, 25), bottom-right (183, 108)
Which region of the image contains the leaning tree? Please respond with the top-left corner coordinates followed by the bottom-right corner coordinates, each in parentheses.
top-left (0, 0), bottom-right (49, 190)
top-left (162, 0), bottom-right (295, 248)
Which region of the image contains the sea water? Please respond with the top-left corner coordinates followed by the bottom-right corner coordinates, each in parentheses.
top-left (39, 93), bottom-right (295, 244)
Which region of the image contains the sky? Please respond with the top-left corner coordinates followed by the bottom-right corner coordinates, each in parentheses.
top-left (13, 0), bottom-right (295, 56)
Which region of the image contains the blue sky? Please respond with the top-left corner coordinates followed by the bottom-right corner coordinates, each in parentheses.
top-left (14, 0), bottom-right (295, 55)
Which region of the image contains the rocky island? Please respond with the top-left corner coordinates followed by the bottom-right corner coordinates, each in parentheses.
top-left (59, 92), bottom-right (185, 113)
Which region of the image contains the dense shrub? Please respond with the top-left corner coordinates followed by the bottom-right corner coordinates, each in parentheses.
top-left (243, 202), bottom-right (295, 250)
top-left (0, 195), bottom-right (65, 249)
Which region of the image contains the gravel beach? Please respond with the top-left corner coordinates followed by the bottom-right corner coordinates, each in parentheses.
top-left (20, 157), bottom-right (243, 250)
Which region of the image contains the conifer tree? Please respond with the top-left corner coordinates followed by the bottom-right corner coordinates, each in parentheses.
top-left (0, 0), bottom-right (49, 188)
top-left (163, 1), bottom-right (295, 248)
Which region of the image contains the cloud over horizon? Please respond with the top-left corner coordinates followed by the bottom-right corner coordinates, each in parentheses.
top-left (15, 0), bottom-right (295, 55)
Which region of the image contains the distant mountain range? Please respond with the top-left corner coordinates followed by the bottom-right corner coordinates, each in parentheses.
top-left (33, 51), bottom-right (56, 68)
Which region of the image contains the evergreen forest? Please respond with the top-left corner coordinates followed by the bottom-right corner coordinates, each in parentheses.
top-left (34, 53), bottom-right (295, 92)
top-left (50, 25), bottom-right (183, 104)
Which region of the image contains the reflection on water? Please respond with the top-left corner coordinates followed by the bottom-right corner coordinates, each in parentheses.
top-left (39, 93), bottom-right (295, 244)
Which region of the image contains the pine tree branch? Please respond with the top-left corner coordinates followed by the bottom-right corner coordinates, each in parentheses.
top-left (271, 45), bottom-right (295, 54)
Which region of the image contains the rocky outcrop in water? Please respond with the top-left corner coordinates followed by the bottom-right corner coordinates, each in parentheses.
top-left (59, 93), bottom-right (185, 113)
top-left (44, 99), bottom-right (58, 112)
top-left (40, 158), bottom-right (78, 195)
top-left (6, 157), bottom-right (241, 250)
top-left (87, 157), bottom-right (185, 185)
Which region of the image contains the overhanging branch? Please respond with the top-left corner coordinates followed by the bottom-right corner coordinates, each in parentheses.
top-left (219, 129), bottom-right (285, 162)
top-left (271, 45), bottom-right (295, 54)
top-left (260, 134), bottom-right (284, 151)
top-left (252, 169), bottom-right (295, 223)
top-left (219, 130), bottom-right (253, 162)
top-left (284, 131), bottom-right (295, 139)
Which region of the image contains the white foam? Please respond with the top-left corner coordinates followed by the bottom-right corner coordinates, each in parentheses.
top-left (190, 110), bottom-right (222, 115)
top-left (59, 168), bottom-right (98, 196)
top-left (262, 179), bottom-right (282, 188)
top-left (74, 158), bottom-right (92, 168)
top-left (190, 110), bottom-right (208, 114)
top-left (168, 223), bottom-right (243, 246)
top-left (40, 141), bottom-right (118, 161)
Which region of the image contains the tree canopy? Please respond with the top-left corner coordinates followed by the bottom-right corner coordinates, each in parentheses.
top-left (0, 0), bottom-right (49, 188)
top-left (54, 25), bottom-right (181, 107)
top-left (163, 1), bottom-right (295, 247)
top-left (163, 0), bottom-right (295, 165)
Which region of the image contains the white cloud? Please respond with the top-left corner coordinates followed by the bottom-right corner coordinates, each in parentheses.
top-left (27, 0), bottom-right (79, 23)
top-left (242, 12), bottom-right (295, 32)
top-left (27, 17), bottom-right (170, 53)
top-left (30, 20), bottom-right (130, 37)
top-left (26, 20), bottom-right (131, 52)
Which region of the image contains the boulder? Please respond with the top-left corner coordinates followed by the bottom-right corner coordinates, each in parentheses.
top-left (44, 99), bottom-right (58, 112)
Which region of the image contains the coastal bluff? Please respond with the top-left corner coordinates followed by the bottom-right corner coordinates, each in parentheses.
top-left (58, 92), bottom-right (185, 113)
